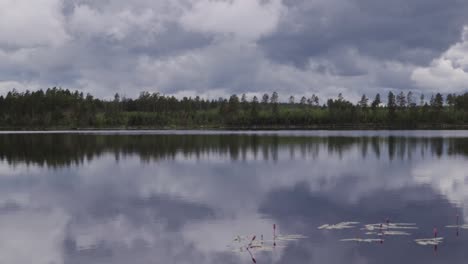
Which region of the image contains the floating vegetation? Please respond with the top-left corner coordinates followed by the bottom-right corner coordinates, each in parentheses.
top-left (227, 244), bottom-right (275, 253)
top-left (382, 230), bottom-right (411, 235)
top-left (248, 246), bottom-right (272, 251)
top-left (365, 230), bottom-right (411, 236)
top-left (228, 245), bottom-right (248, 253)
top-left (361, 223), bottom-right (416, 237)
top-left (233, 235), bottom-right (256, 243)
top-left (340, 238), bottom-right (383, 243)
top-left (228, 235), bottom-right (262, 263)
top-left (274, 234), bottom-right (308, 241)
top-left (317, 220), bottom-right (425, 247)
top-left (414, 237), bottom-right (444, 246)
top-left (362, 223), bottom-right (418, 231)
top-left (227, 224), bottom-right (306, 263)
top-left (232, 218), bottom-right (463, 259)
top-left (318, 222), bottom-right (360, 230)
top-left (445, 225), bottom-right (468, 228)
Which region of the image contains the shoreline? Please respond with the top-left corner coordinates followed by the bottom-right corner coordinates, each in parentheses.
top-left (1, 124), bottom-right (468, 131)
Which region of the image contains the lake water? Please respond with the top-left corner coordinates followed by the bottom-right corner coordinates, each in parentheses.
top-left (0, 131), bottom-right (468, 264)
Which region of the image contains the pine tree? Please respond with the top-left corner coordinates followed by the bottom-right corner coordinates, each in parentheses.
top-left (358, 94), bottom-right (369, 108)
top-left (251, 96), bottom-right (259, 117)
top-left (271, 92), bottom-right (279, 115)
top-left (228, 94), bottom-right (239, 114)
top-left (387, 91), bottom-right (396, 119)
top-left (261, 94), bottom-right (269, 105)
top-left (396, 92), bottom-right (407, 108)
top-left (371, 93), bottom-right (381, 110)
top-left (300, 96), bottom-right (307, 105)
top-left (407, 91), bottom-right (416, 107)
top-left (311, 94), bottom-right (320, 106)
top-left (241, 93), bottom-right (248, 111)
top-left (434, 93), bottom-right (444, 110)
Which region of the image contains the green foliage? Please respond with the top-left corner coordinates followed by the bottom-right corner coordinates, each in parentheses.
top-left (0, 88), bottom-right (467, 129)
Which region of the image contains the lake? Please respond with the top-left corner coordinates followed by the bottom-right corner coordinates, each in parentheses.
top-left (0, 130), bottom-right (468, 264)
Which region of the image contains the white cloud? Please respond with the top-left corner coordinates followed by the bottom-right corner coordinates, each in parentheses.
top-left (411, 26), bottom-right (468, 93)
top-left (0, 0), bottom-right (69, 49)
top-left (68, 4), bottom-right (159, 41)
top-left (0, 210), bottom-right (68, 264)
top-left (135, 39), bottom-right (264, 96)
top-left (0, 81), bottom-right (37, 95)
top-left (412, 158), bottom-right (468, 220)
top-left (181, 0), bottom-right (283, 41)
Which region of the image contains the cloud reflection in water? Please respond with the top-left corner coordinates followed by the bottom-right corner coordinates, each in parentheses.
top-left (0, 132), bottom-right (467, 263)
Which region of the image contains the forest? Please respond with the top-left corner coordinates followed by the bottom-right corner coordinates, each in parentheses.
top-left (0, 88), bottom-right (467, 129)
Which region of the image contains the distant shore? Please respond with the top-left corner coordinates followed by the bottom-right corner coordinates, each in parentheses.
top-left (1, 124), bottom-right (468, 131)
top-left (1, 88), bottom-right (467, 131)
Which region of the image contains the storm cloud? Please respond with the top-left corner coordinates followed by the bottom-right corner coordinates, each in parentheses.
top-left (0, 0), bottom-right (467, 101)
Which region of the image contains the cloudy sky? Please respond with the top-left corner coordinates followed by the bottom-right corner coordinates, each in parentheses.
top-left (1, 0), bottom-right (468, 101)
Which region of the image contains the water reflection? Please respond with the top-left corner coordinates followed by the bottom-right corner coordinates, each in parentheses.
top-left (0, 133), bottom-right (467, 167)
top-left (0, 131), bottom-right (467, 264)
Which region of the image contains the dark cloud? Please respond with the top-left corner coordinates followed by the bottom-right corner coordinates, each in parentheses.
top-left (0, 201), bottom-right (22, 213)
top-left (261, 0), bottom-right (468, 68)
top-left (127, 22), bottom-right (213, 58)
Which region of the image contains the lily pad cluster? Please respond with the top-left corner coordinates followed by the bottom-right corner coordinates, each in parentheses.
top-left (227, 225), bottom-right (307, 263)
top-left (317, 221), bottom-right (448, 247)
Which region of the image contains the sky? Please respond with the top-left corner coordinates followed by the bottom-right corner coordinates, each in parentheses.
top-left (1, 0), bottom-right (468, 101)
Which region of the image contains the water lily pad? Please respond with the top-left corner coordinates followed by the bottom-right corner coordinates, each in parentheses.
top-left (340, 238), bottom-right (383, 243)
top-left (318, 222), bottom-right (360, 230)
top-left (414, 237), bottom-right (443, 246)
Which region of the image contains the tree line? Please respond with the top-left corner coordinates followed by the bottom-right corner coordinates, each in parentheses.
top-left (0, 87), bottom-right (467, 129)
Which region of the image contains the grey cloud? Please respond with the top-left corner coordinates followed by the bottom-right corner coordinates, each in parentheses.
top-left (0, 201), bottom-right (22, 213)
top-left (262, 0), bottom-right (468, 67)
top-left (88, 193), bottom-right (216, 230)
top-left (127, 22), bottom-right (212, 58)
top-left (0, 0), bottom-right (467, 98)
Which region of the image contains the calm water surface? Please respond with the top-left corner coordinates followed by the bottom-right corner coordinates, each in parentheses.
top-left (0, 131), bottom-right (468, 264)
